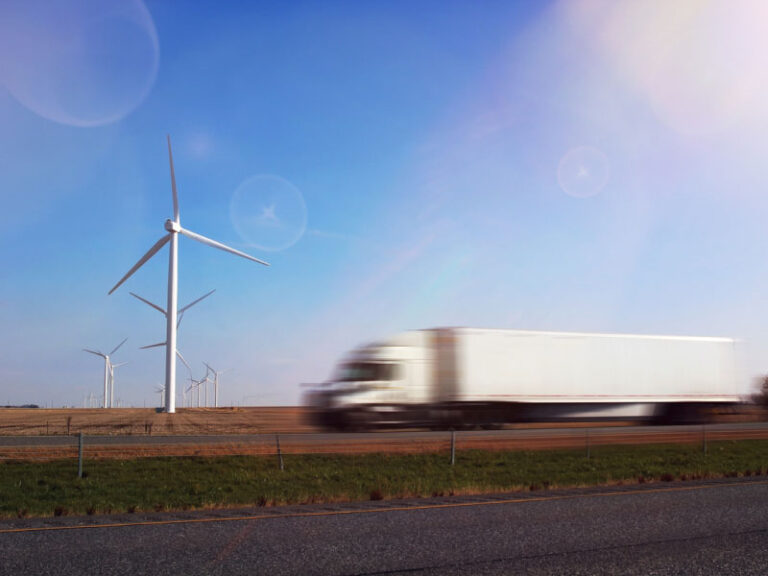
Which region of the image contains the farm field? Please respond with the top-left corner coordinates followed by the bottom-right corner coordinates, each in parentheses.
top-left (0, 407), bottom-right (315, 436)
top-left (1, 405), bottom-right (765, 438)
top-left (0, 406), bottom-right (766, 462)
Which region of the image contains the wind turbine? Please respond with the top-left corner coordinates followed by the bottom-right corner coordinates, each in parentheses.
top-left (185, 382), bottom-right (195, 408)
top-left (191, 366), bottom-right (213, 408)
top-left (204, 362), bottom-right (229, 408)
top-left (188, 374), bottom-right (206, 408)
top-left (199, 363), bottom-right (213, 407)
top-left (154, 384), bottom-right (165, 409)
top-left (108, 135), bottom-right (269, 413)
top-left (131, 290), bottom-right (210, 408)
top-left (83, 338), bottom-right (127, 409)
top-left (109, 361), bottom-right (128, 409)
top-left (130, 289), bottom-right (216, 334)
top-left (140, 332), bottom-right (194, 406)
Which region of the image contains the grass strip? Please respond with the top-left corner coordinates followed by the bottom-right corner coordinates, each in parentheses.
top-left (2, 440), bottom-right (768, 518)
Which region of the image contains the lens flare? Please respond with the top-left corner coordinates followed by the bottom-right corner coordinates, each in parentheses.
top-left (0, 0), bottom-right (159, 127)
top-left (557, 146), bottom-right (610, 198)
top-left (561, 0), bottom-right (768, 135)
top-left (230, 175), bottom-right (308, 252)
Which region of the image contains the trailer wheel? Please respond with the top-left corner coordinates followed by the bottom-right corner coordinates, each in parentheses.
top-left (655, 403), bottom-right (711, 425)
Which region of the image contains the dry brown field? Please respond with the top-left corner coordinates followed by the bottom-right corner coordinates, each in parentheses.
top-left (1, 405), bottom-right (764, 438)
top-left (0, 407), bottom-right (316, 436)
top-left (1, 406), bottom-right (765, 462)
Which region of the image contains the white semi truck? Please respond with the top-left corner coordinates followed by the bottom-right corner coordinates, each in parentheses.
top-left (305, 328), bottom-right (743, 429)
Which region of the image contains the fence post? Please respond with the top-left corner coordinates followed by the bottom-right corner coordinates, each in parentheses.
top-left (450, 430), bottom-right (456, 466)
top-left (586, 428), bottom-right (591, 460)
top-left (77, 432), bottom-right (84, 479)
top-left (702, 425), bottom-right (707, 456)
top-left (276, 434), bottom-right (284, 471)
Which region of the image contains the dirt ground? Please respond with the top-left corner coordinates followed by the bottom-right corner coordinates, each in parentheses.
top-left (1, 405), bottom-right (764, 437)
top-left (0, 407), bottom-right (316, 436)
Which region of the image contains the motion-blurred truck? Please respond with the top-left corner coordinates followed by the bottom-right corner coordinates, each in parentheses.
top-left (305, 328), bottom-right (742, 430)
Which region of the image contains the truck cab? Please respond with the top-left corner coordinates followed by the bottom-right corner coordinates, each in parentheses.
top-left (305, 331), bottom-right (432, 430)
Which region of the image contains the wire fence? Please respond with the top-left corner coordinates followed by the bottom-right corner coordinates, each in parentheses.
top-left (3, 423), bottom-right (768, 463)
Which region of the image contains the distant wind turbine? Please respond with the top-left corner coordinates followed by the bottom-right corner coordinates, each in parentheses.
top-left (83, 338), bottom-right (127, 409)
top-left (108, 135), bottom-right (269, 413)
top-left (155, 384), bottom-right (165, 409)
top-left (109, 361), bottom-right (128, 409)
top-left (204, 362), bottom-right (229, 408)
top-left (188, 374), bottom-right (208, 408)
top-left (130, 289), bottom-right (216, 333)
top-left (131, 290), bottom-right (209, 408)
top-left (185, 382), bottom-right (195, 408)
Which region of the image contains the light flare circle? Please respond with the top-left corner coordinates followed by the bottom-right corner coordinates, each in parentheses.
top-left (557, 146), bottom-right (610, 199)
top-left (0, 0), bottom-right (159, 127)
top-left (230, 174), bottom-right (308, 252)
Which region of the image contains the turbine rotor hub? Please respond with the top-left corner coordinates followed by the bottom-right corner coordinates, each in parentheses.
top-left (165, 219), bottom-right (181, 233)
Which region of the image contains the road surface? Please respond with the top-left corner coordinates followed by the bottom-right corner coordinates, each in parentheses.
top-left (2, 477), bottom-right (767, 575)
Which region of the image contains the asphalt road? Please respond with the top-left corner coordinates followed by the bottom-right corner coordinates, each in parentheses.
top-left (2, 478), bottom-right (767, 575)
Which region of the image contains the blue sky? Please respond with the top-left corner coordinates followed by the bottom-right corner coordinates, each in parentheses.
top-left (2, 0), bottom-right (768, 407)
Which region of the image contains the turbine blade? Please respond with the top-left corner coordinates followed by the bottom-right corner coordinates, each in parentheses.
top-left (179, 227), bottom-right (269, 266)
top-left (168, 135), bottom-right (179, 223)
top-left (109, 337), bottom-right (128, 356)
top-left (179, 289), bottom-right (216, 315)
top-left (83, 349), bottom-right (106, 358)
top-left (109, 234), bottom-right (171, 295)
top-left (140, 342), bottom-right (167, 350)
top-left (130, 293), bottom-right (167, 316)
top-left (176, 350), bottom-right (192, 374)
top-left (177, 311), bottom-right (184, 329)
top-left (112, 362), bottom-right (129, 368)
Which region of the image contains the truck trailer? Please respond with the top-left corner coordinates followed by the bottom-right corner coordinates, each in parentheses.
top-left (305, 328), bottom-right (742, 430)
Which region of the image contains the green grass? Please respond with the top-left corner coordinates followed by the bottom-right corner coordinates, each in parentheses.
top-left (2, 440), bottom-right (768, 518)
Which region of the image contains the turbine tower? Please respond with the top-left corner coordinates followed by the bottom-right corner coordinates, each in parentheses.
top-left (188, 374), bottom-right (207, 408)
top-left (132, 290), bottom-right (211, 408)
top-left (185, 382), bottom-right (195, 408)
top-left (109, 361), bottom-right (128, 409)
top-left (83, 338), bottom-right (127, 408)
top-left (109, 136), bottom-right (269, 413)
top-left (204, 362), bottom-right (228, 408)
top-left (155, 384), bottom-right (165, 409)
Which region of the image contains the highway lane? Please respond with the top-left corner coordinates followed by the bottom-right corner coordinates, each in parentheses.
top-left (2, 478), bottom-right (768, 575)
top-left (1, 422), bottom-right (768, 459)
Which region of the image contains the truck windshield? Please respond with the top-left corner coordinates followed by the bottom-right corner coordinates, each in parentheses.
top-left (335, 362), bottom-right (399, 382)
